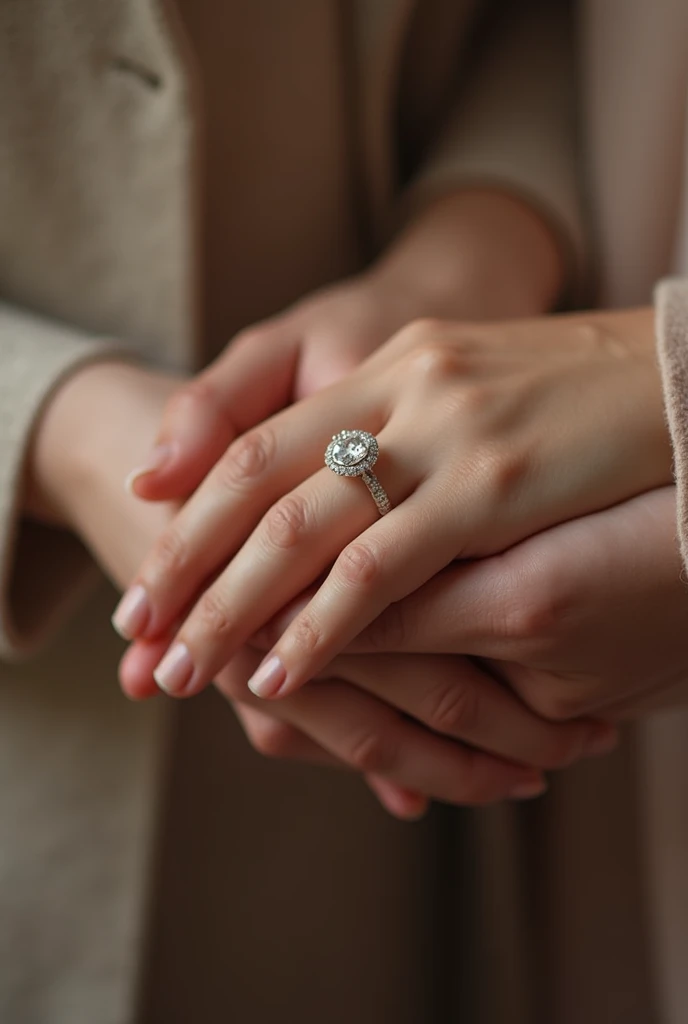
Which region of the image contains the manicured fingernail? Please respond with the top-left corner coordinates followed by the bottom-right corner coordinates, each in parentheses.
top-left (112, 584), bottom-right (150, 640)
top-left (510, 777), bottom-right (548, 801)
top-left (247, 655), bottom-right (286, 698)
top-left (125, 443), bottom-right (175, 494)
top-left (154, 642), bottom-right (194, 695)
top-left (584, 726), bottom-right (618, 757)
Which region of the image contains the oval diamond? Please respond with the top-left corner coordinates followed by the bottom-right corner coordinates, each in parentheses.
top-left (331, 433), bottom-right (370, 467)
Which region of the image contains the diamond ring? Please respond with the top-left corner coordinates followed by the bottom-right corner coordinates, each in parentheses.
top-left (324, 430), bottom-right (392, 517)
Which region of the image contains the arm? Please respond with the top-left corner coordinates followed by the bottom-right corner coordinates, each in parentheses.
top-left (0, 302), bottom-right (130, 656)
top-left (402, 0), bottom-right (585, 301)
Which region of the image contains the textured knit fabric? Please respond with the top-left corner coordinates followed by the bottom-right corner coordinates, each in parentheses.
top-left (656, 280), bottom-right (688, 570)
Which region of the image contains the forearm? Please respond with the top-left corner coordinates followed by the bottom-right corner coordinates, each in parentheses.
top-left (371, 189), bottom-right (565, 321)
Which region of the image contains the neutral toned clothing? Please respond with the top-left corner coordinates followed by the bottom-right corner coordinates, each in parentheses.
top-left (0, 0), bottom-right (687, 1021)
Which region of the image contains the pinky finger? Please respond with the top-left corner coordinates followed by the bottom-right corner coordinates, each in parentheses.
top-left (365, 775), bottom-right (430, 821)
top-left (233, 704), bottom-right (427, 820)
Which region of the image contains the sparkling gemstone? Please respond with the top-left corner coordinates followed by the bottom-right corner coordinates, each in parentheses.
top-left (331, 434), bottom-right (369, 467)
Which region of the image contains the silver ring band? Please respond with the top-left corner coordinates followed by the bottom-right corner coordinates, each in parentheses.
top-left (324, 430), bottom-right (392, 517)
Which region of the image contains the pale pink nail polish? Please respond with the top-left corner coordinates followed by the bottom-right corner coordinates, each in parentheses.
top-left (510, 778), bottom-right (547, 801)
top-left (125, 443), bottom-right (176, 494)
top-left (247, 655), bottom-right (286, 698)
top-left (112, 584), bottom-right (150, 640)
top-left (154, 643), bottom-right (194, 695)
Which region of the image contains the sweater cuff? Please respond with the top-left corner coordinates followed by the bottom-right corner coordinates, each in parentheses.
top-left (655, 278), bottom-right (688, 572)
top-left (0, 303), bottom-right (128, 658)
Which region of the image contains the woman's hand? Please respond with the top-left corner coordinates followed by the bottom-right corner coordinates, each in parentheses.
top-left (25, 360), bottom-right (182, 581)
top-left (333, 488), bottom-right (688, 722)
top-left (115, 308), bottom-right (671, 702)
top-left (126, 189), bottom-right (564, 501)
top-left (121, 636), bottom-right (615, 814)
top-left (30, 360), bottom-right (608, 818)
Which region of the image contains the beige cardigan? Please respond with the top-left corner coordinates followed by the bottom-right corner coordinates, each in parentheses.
top-left (0, 3), bottom-right (587, 1022)
top-left (1, 0), bottom-right (686, 1022)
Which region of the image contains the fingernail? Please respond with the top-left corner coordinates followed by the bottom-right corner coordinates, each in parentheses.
top-left (112, 584), bottom-right (150, 640)
top-left (510, 777), bottom-right (548, 800)
top-left (154, 642), bottom-right (194, 695)
top-left (584, 725), bottom-right (618, 757)
top-left (125, 443), bottom-right (175, 494)
top-left (247, 655), bottom-right (286, 698)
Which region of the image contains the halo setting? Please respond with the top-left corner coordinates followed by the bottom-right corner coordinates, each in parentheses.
top-left (324, 430), bottom-right (379, 477)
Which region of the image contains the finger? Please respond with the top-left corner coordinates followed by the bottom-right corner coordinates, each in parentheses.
top-left (348, 488), bottom-right (680, 658)
top-left (113, 381), bottom-right (384, 644)
top-left (232, 702), bottom-right (342, 768)
top-left (250, 590), bottom-right (314, 651)
top-left (269, 678), bottom-right (547, 806)
top-left (234, 705), bottom-right (430, 820)
top-left (128, 327), bottom-right (299, 501)
top-left (246, 479), bottom-right (464, 700)
top-left (329, 654), bottom-right (617, 770)
top-left (146, 438), bottom-right (421, 698)
top-left (215, 649), bottom-right (545, 806)
top-left (119, 638), bottom-right (168, 700)
top-left (364, 776), bottom-right (430, 821)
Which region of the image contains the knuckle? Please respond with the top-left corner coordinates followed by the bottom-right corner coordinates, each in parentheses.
top-left (195, 589), bottom-right (235, 641)
top-left (166, 377), bottom-right (218, 416)
top-left (395, 317), bottom-right (447, 350)
top-left (404, 340), bottom-right (463, 384)
top-left (472, 444), bottom-right (530, 504)
top-left (346, 729), bottom-right (397, 774)
top-left (263, 495), bottom-right (309, 550)
top-left (336, 541), bottom-right (382, 590)
top-left (530, 688), bottom-right (582, 724)
top-left (289, 613), bottom-right (324, 658)
top-left (499, 592), bottom-right (561, 652)
top-left (219, 428), bottom-right (275, 488)
top-left (151, 527), bottom-right (188, 579)
top-left (423, 681), bottom-right (480, 737)
top-left (248, 719), bottom-right (297, 760)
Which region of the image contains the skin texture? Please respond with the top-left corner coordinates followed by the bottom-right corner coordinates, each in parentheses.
top-left (32, 189), bottom-right (677, 818)
top-left (28, 361), bottom-right (610, 815)
top-left (258, 487), bottom-right (688, 723)
top-left (127, 190), bottom-right (564, 502)
top-left (117, 308), bottom-right (671, 709)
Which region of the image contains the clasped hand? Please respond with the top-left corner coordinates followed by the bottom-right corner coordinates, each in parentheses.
top-left (108, 308), bottom-right (681, 813)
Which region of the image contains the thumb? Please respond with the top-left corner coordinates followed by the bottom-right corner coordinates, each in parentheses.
top-left (128, 326), bottom-right (298, 501)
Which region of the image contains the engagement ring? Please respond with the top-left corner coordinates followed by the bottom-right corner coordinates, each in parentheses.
top-left (324, 429), bottom-right (392, 516)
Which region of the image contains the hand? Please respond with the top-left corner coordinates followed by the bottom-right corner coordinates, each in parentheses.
top-left (115, 308), bottom-right (671, 703)
top-left (31, 362), bottom-right (598, 818)
top-left (330, 488), bottom-right (688, 723)
top-left (121, 635), bottom-right (616, 815)
top-left (126, 189), bottom-right (564, 501)
top-left (26, 360), bottom-right (182, 582)
top-left (26, 361), bottom-right (421, 815)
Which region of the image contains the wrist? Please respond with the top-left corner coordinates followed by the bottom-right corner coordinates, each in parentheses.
top-left (25, 360), bottom-right (176, 531)
top-left (371, 189), bottom-right (566, 321)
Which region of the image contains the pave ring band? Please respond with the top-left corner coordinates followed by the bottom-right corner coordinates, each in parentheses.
top-left (324, 430), bottom-right (392, 517)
